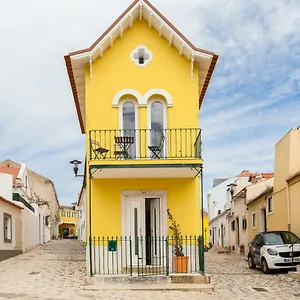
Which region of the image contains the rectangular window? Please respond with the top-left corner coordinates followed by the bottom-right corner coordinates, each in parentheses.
top-left (267, 197), bottom-right (273, 213)
top-left (67, 211), bottom-right (70, 218)
top-left (242, 218), bottom-right (247, 230)
top-left (252, 213), bottom-right (256, 228)
top-left (61, 211), bottom-right (65, 217)
top-left (4, 213), bottom-right (12, 243)
top-left (231, 221), bottom-right (235, 231)
top-left (72, 212), bottom-right (76, 218)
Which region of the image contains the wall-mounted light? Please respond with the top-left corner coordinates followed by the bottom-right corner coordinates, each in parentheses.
top-left (69, 160), bottom-right (84, 177)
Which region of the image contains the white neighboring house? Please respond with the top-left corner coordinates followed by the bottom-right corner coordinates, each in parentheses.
top-left (0, 173), bottom-right (23, 261)
top-left (76, 182), bottom-right (86, 243)
top-left (0, 163), bottom-right (50, 255)
top-left (207, 170), bottom-right (251, 247)
top-left (0, 159), bottom-right (60, 239)
top-left (228, 174), bottom-right (274, 255)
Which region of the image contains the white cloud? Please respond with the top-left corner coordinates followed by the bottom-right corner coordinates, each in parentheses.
top-left (0, 0), bottom-right (300, 205)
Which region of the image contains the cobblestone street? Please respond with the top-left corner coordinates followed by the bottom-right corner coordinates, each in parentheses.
top-left (0, 240), bottom-right (299, 299)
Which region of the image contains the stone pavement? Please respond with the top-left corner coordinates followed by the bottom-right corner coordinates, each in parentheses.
top-left (0, 240), bottom-right (299, 300)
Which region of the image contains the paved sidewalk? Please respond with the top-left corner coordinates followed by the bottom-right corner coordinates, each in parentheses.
top-left (0, 240), bottom-right (300, 299)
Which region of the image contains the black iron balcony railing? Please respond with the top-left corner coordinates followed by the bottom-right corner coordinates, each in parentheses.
top-left (89, 128), bottom-right (202, 161)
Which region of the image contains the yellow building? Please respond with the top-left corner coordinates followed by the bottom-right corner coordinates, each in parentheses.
top-left (58, 206), bottom-right (77, 238)
top-left (246, 185), bottom-right (273, 245)
top-left (65, 0), bottom-right (218, 276)
top-left (269, 127), bottom-right (300, 237)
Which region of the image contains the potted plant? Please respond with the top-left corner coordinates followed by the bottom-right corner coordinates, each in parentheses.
top-left (167, 209), bottom-right (189, 273)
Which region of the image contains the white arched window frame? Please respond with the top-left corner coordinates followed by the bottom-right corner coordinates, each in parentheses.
top-left (147, 97), bottom-right (168, 158)
top-left (118, 97), bottom-right (140, 158)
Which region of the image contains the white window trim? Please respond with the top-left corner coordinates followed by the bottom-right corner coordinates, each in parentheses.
top-left (130, 45), bottom-right (153, 68)
top-left (147, 97), bottom-right (168, 158)
top-left (112, 89), bottom-right (173, 107)
top-left (118, 98), bottom-right (140, 158)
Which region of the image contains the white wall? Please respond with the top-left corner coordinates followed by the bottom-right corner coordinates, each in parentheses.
top-left (209, 211), bottom-right (229, 247)
top-left (0, 173), bottom-right (13, 201)
top-left (77, 188), bottom-right (86, 243)
top-left (21, 203), bottom-right (50, 251)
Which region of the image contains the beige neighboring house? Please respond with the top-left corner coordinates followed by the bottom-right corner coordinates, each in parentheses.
top-left (268, 126), bottom-right (300, 237)
top-left (246, 178), bottom-right (274, 245)
top-left (227, 172), bottom-right (273, 255)
top-left (0, 159), bottom-right (60, 239)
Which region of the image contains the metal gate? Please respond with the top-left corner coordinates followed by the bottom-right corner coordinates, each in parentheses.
top-left (137, 236), bottom-right (169, 276)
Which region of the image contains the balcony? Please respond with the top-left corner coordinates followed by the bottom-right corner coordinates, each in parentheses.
top-left (88, 128), bottom-right (202, 179)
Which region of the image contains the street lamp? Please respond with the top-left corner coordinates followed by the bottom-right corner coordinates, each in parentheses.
top-left (69, 160), bottom-right (84, 177)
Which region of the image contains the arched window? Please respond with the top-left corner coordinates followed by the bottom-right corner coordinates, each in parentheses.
top-left (149, 100), bottom-right (166, 158)
top-left (123, 101), bottom-right (135, 131)
top-left (119, 100), bottom-right (138, 158)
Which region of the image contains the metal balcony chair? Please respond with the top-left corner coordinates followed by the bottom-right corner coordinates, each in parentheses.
top-left (148, 133), bottom-right (165, 159)
top-left (90, 140), bottom-right (109, 159)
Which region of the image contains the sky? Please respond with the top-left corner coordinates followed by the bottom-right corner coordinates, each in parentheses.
top-left (0, 0), bottom-right (299, 206)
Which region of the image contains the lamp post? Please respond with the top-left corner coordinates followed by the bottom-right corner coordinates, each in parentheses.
top-left (69, 160), bottom-right (84, 177)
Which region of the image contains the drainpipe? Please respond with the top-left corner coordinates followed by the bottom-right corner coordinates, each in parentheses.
top-left (286, 183), bottom-right (291, 232)
top-left (200, 166), bottom-right (204, 274)
top-left (89, 176), bottom-right (93, 277)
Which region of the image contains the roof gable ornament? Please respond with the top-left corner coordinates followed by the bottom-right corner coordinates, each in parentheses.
top-left (64, 0), bottom-right (218, 134)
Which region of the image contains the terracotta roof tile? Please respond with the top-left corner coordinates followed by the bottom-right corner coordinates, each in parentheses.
top-left (0, 167), bottom-right (20, 186)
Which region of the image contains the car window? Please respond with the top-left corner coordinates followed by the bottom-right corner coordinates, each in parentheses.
top-left (263, 232), bottom-right (299, 245)
top-left (281, 232), bottom-right (299, 244)
top-left (264, 233), bottom-right (283, 245)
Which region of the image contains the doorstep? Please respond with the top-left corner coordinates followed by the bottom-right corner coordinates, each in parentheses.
top-left (81, 283), bottom-right (213, 293)
top-left (84, 274), bottom-right (213, 292)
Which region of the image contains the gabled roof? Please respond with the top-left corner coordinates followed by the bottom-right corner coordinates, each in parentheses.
top-left (0, 196), bottom-right (23, 209)
top-left (64, 0), bottom-right (218, 134)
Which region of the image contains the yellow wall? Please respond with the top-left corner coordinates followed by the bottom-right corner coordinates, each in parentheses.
top-left (59, 209), bottom-right (77, 224)
top-left (247, 195), bottom-right (265, 244)
top-left (289, 176), bottom-right (300, 237)
top-left (89, 178), bottom-right (200, 237)
top-left (85, 20), bottom-right (199, 135)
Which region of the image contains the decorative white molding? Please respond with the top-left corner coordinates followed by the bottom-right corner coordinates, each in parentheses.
top-left (112, 89), bottom-right (142, 107)
top-left (99, 45), bottom-right (103, 57)
top-left (180, 44), bottom-right (185, 55)
top-left (129, 14), bottom-right (133, 28)
top-left (191, 54), bottom-right (195, 79)
top-left (169, 33), bottom-right (174, 46)
top-left (112, 89), bottom-right (173, 107)
top-left (143, 89), bottom-right (173, 107)
top-left (89, 56), bottom-right (92, 82)
top-left (119, 24), bottom-right (123, 38)
top-left (130, 45), bottom-right (153, 68)
top-left (148, 13), bottom-right (153, 27)
top-left (139, 4), bottom-right (143, 20)
top-left (70, 1), bottom-right (213, 62)
top-left (159, 24), bottom-right (164, 37)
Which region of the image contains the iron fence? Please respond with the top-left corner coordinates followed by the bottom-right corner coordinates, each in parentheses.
top-left (89, 128), bottom-right (202, 161)
top-left (89, 235), bottom-right (204, 276)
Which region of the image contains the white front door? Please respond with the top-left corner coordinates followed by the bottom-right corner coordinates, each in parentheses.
top-left (150, 198), bottom-right (161, 264)
top-left (125, 196), bottom-right (162, 266)
top-left (126, 196), bottom-right (145, 265)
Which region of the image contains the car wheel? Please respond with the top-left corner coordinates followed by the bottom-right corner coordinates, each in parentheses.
top-left (248, 255), bottom-right (256, 269)
top-left (261, 258), bottom-right (270, 274)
